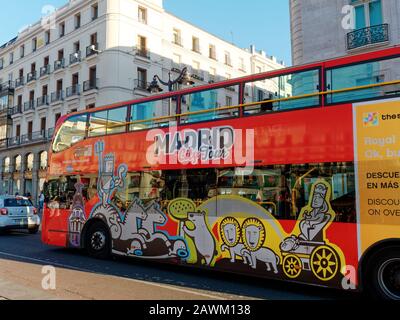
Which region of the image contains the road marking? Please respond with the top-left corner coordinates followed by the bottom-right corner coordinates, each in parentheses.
top-left (0, 251), bottom-right (234, 300)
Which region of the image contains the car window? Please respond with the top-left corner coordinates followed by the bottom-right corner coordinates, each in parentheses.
top-left (4, 198), bottom-right (33, 207)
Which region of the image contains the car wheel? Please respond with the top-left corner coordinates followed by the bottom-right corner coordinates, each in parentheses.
top-left (28, 226), bottom-right (39, 234)
top-left (85, 221), bottom-right (111, 260)
top-left (365, 247), bottom-right (400, 300)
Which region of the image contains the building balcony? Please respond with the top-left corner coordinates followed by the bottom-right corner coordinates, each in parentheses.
top-left (191, 69), bottom-right (205, 82)
top-left (27, 71), bottom-right (37, 83)
top-left (134, 79), bottom-right (148, 91)
top-left (86, 43), bottom-right (99, 57)
top-left (40, 65), bottom-right (51, 77)
top-left (54, 59), bottom-right (65, 71)
top-left (347, 24), bottom-right (389, 51)
top-left (172, 39), bottom-right (183, 47)
top-left (15, 77), bottom-right (24, 88)
top-left (83, 79), bottom-right (98, 92)
top-left (0, 81), bottom-right (14, 95)
top-left (6, 128), bottom-right (54, 148)
top-left (0, 139), bottom-right (7, 149)
top-left (10, 105), bottom-right (22, 116)
top-left (8, 136), bottom-right (21, 147)
top-left (66, 84), bottom-right (80, 97)
top-left (135, 47), bottom-right (150, 59)
top-left (70, 52), bottom-right (81, 65)
top-left (37, 95), bottom-right (49, 107)
top-left (51, 90), bottom-right (64, 103)
top-left (24, 100), bottom-right (35, 112)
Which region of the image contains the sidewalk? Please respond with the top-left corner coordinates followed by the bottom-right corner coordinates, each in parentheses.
top-left (0, 258), bottom-right (250, 300)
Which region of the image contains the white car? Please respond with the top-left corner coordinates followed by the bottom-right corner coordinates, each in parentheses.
top-left (0, 196), bottom-right (40, 234)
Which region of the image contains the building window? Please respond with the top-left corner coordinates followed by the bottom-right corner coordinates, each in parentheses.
top-left (137, 68), bottom-right (147, 89)
top-left (209, 44), bottom-right (216, 60)
top-left (86, 104), bottom-right (95, 110)
top-left (55, 113), bottom-right (61, 125)
top-left (239, 57), bottom-right (246, 71)
top-left (209, 67), bottom-right (217, 82)
top-left (41, 117), bottom-right (46, 133)
top-left (92, 3), bottom-right (99, 20)
top-left (90, 33), bottom-right (98, 49)
top-left (224, 51), bottom-right (232, 66)
top-left (45, 30), bottom-right (51, 45)
top-left (58, 49), bottom-right (64, 61)
top-left (20, 45), bottom-right (25, 58)
top-left (192, 37), bottom-right (200, 53)
top-left (9, 52), bottom-right (13, 65)
top-left (15, 155), bottom-right (22, 172)
top-left (73, 41), bottom-right (80, 53)
top-left (192, 60), bottom-right (200, 71)
top-left (4, 157), bottom-right (10, 173)
top-left (137, 35), bottom-right (147, 57)
top-left (172, 53), bottom-right (181, 64)
top-left (26, 153), bottom-right (34, 171)
top-left (352, 0), bottom-right (383, 29)
top-left (59, 22), bottom-right (65, 37)
top-left (173, 29), bottom-right (182, 46)
top-left (32, 38), bottom-right (37, 52)
top-left (138, 6), bottom-right (147, 24)
top-left (74, 13), bottom-right (81, 29)
top-left (0, 58), bottom-right (3, 70)
top-left (16, 125), bottom-right (21, 137)
top-left (40, 151), bottom-right (48, 170)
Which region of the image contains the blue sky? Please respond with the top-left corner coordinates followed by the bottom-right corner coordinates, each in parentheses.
top-left (0, 0), bottom-right (291, 65)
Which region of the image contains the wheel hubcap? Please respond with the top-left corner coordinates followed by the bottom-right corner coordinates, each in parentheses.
top-left (91, 231), bottom-right (106, 251)
top-left (378, 258), bottom-right (400, 300)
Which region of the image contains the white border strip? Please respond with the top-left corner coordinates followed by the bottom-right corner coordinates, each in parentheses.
top-left (352, 97), bottom-right (400, 260)
top-left (0, 251), bottom-right (231, 300)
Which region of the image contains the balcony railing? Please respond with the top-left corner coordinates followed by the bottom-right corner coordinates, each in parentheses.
top-left (134, 79), bottom-right (148, 90)
top-left (70, 51), bottom-right (81, 64)
top-left (191, 69), bottom-right (205, 82)
top-left (0, 80), bottom-right (14, 94)
top-left (86, 43), bottom-right (99, 57)
top-left (54, 59), bottom-right (65, 71)
top-left (24, 100), bottom-right (35, 112)
top-left (27, 71), bottom-right (37, 83)
top-left (10, 105), bottom-right (22, 116)
top-left (8, 136), bottom-right (21, 147)
top-left (83, 79), bottom-right (98, 91)
top-left (6, 128), bottom-right (54, 148)
top-left (66, 84), bottom-right (80, 97)
top-left (40, 65), bottom-right (51, 77)
top-left (135, 47), bottom-right (150, 59)
top-left (347, 24), bottom-right (389, 50)
top-left (51, 90), bottom-right (64, 103)
top-left (0, 139), bottom-right (7, 149)
top-left (15, 77), bottom-right (24, 88)
top-left (37, 95), bottom-right (49, 107)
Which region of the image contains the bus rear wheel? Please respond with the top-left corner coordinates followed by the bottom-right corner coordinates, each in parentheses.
top-left (85, 221), bottom-right (111, 260)
top-left (365, 247), bottom-right (400, 300)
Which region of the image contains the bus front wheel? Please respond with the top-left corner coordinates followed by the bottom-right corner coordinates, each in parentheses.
top-left (365, 247), bottom-right (400, 300)
top-left (85, 221), bottom-right (111, 260)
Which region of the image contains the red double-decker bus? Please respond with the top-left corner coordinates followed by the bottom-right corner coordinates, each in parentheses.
top-left (42, 47), bottom-right (400, 299)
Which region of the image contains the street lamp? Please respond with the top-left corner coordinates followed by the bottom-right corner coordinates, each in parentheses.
top-left (147, 67), bottom-right (195, 93)
top-left (147, 67), bottom-right (194, 198)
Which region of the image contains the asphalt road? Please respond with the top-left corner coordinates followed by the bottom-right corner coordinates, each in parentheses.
top-left (0, 230), bottom-right (361, 300)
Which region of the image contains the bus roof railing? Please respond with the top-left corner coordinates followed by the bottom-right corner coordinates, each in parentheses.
top-left (93, 79), bottom-right (400, 132)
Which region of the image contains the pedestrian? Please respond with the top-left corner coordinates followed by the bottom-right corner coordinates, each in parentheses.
top-left (39, 191), bottom-right (45, 214)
